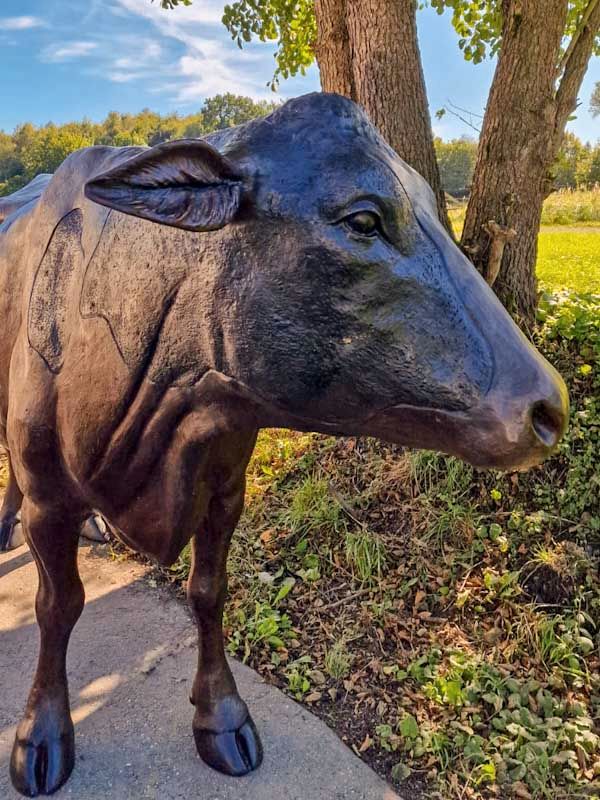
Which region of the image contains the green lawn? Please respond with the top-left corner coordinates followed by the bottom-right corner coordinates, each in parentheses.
top-left (537, 226), bottom-right (600, 293)
top-left (449, 204), bottom-right (600, 294)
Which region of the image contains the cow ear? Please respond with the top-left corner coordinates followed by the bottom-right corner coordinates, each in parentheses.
top-left (84, 139), bottom-right (244, 232)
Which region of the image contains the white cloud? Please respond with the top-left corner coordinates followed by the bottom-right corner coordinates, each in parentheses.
top-left (112, 0), bottom-right (279, 103)
top-left (41, 41), bottom-right (98, 62)
top-left (0, 16), bottom-right (45, 31)
top-left (175, 51), bottom-right (271, 101)
top-left (29, 0), bottom-right (309, 111)
top-left (98, 36), bottom-right (164, 84)
top-left (117, 0), bottom-right (223, 28)
top-left (111, 40), bottom-right (162, 71)
top-left (103, 38), bottom-right (163, 82)
top-left (107, 71), bottom-right (143, 83)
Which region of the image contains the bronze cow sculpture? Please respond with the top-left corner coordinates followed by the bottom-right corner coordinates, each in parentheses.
top-left (0, 93), bottom-right (568, 796)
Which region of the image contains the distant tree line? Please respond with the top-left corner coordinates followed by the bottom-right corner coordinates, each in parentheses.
top-left (436, 133), bottom-right (600, 199)
top-left (1, 92), bottom-right (599, 200)
top-left (0, 94), bottom-right (280, 196)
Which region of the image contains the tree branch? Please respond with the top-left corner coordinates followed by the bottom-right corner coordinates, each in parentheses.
top-left (438, 103), bottom-right (481, 133)
top-left (554, 0), bottom-right (600, 142)
top-left (447, 101), bottom-right (484, 120)
top-left (482, 220), bottom-right (516, 287)
top-left (556, 0), bottom-right (600, 79)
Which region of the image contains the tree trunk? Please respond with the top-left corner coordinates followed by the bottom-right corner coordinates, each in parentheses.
top-left (462, 0), bottom-right (600, 323)
top-left (313, 0), bottom-right (355, 97)
top-left (314, 0), bottom-right (451, 232)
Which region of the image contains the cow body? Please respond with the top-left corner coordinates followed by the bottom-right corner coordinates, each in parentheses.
top-left (0, 94), bottom-right (568, 796)
top-left (0, 141), bottom-right (266, 565)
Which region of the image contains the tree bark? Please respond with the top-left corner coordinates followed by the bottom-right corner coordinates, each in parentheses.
top-left (462, 0), bottom-right (600, 323)
top-left (313, 0), bottom-right (355, 97)
top-left (314, 0), bottom-right (451, 232)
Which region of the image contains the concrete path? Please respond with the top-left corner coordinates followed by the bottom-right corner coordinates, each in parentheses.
top-left (0, 543), bottom-right (401, 800)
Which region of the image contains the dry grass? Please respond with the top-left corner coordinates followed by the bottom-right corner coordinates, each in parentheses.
top-left (449, 187), bottom-right (600, 238)
top-left (541, 186), bottom-right (600, 226)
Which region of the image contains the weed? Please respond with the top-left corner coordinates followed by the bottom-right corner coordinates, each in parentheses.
top-left (535, 613), bottom-right (594, 682)
top-left (345, 530), bottom-right (387, 584)
top-left (284, 655), bottom-right (313, 698)
top-left (279, 475), bottom-right (344, 538)
top-left (324, 640), bottom-right (352, 680)
top-left (225, 576), bottom-right (295, 663)
top-left (393, 650), bottom-right (600, 796)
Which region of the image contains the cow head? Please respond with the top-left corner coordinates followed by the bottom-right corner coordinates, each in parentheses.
top-left (85, 92), bottom-right (568, 470)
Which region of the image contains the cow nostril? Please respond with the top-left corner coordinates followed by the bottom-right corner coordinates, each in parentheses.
top-left (531, 400), bottom-right (562, 449)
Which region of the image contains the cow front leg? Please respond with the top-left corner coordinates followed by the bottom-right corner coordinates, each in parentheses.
top-left (10, 499), bottom-right (85, 797)
top-left (188, 488), bottom-right (263, 777)
top-left (0, 453), bottom-right (24, 551)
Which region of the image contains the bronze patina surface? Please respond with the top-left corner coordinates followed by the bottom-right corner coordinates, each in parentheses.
top-left (0, 93), bottom-right (568, 796)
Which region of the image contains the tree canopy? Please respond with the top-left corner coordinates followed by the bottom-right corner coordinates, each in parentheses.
top-left (3, 94), bottom-right (598, 200)
top-left (0, 94), bottom-right (280, 196)
top-left (435, 137), bottom-right (478, 197)
top-left (211, 0), bottom-right (600, 85)
top-left (429, 0), bottom-right (600, 63)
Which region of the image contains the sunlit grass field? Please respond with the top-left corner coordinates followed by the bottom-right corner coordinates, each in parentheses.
top-left (448, 189), bottom-right (600, 294)
top-left (448, 186), bottom-right (600, 233)
top-left (538, 228), bottom-right (600, 293)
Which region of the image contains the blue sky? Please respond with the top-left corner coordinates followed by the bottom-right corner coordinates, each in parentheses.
top-left (1, 0), bottom-right (599, 142)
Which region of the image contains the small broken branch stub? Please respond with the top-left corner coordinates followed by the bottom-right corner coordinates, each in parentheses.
top-left (482, 220), bottom-right (517, 287)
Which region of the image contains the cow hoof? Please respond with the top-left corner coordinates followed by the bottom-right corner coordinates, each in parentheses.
top-left (0, 512), bottom-right (19, 551)
top-left (80, 514), bottom-right (109, 544)
top-left (10, 717), bottom-right (75, 797)
top-left (194, 716), bottom-right (263, 776)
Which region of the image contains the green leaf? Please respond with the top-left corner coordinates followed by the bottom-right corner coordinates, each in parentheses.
top-left (399, 714), bottom-right (420, 740)
top-left (508, 762), bottom-right (527, 781)
top-left (483, 692), bottom-right (503, 712)
top-left (274, 576), bottom-right (295, 604)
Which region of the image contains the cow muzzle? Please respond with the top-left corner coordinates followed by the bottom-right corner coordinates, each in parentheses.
top-left (361, 357), bottom-right (569, 471)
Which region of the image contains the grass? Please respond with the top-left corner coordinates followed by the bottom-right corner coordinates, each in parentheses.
top-left (449, 186), bottom-right (600, 235)
top-left (448, 188), bottom-right (600, 295)
top-left (203, 395), bottom-right (599, 799)
top-left (190, 249), bottom-right (597, 799)
top-left (279, 475), bottom-right (344, 537)
top-left (344, 529), bottom-right (387, 584)
top-left (537, 229), bottom-right (600, 293)
top-left (541, 187), bottom-right (600, 226)
top-left (324, 640), bottom-right (353, 680)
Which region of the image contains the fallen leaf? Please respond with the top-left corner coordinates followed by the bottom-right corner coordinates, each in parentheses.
top-left (413, 590), bottom-right (426, 614)
top-left (514, 783), bottom-right (532, 799)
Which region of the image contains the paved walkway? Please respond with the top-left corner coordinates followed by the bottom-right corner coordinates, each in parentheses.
top-left (0, 543), bottom-right (401, 799)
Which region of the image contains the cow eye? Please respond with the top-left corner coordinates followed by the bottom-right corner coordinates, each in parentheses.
top-left (343, 210), bottom-right (381, 238)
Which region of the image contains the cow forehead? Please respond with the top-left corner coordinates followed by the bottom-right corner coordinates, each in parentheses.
top-left (253, 140), bottom-right (415, 219)
top-left (216, 94), bottom-right (433, 221)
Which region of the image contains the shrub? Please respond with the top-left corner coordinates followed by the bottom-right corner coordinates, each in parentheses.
top-left (541, 186), bottom-right (600, 225)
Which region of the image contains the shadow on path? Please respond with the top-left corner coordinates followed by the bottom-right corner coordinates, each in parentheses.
top-left (0, 543), bottom-right (401, 800)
